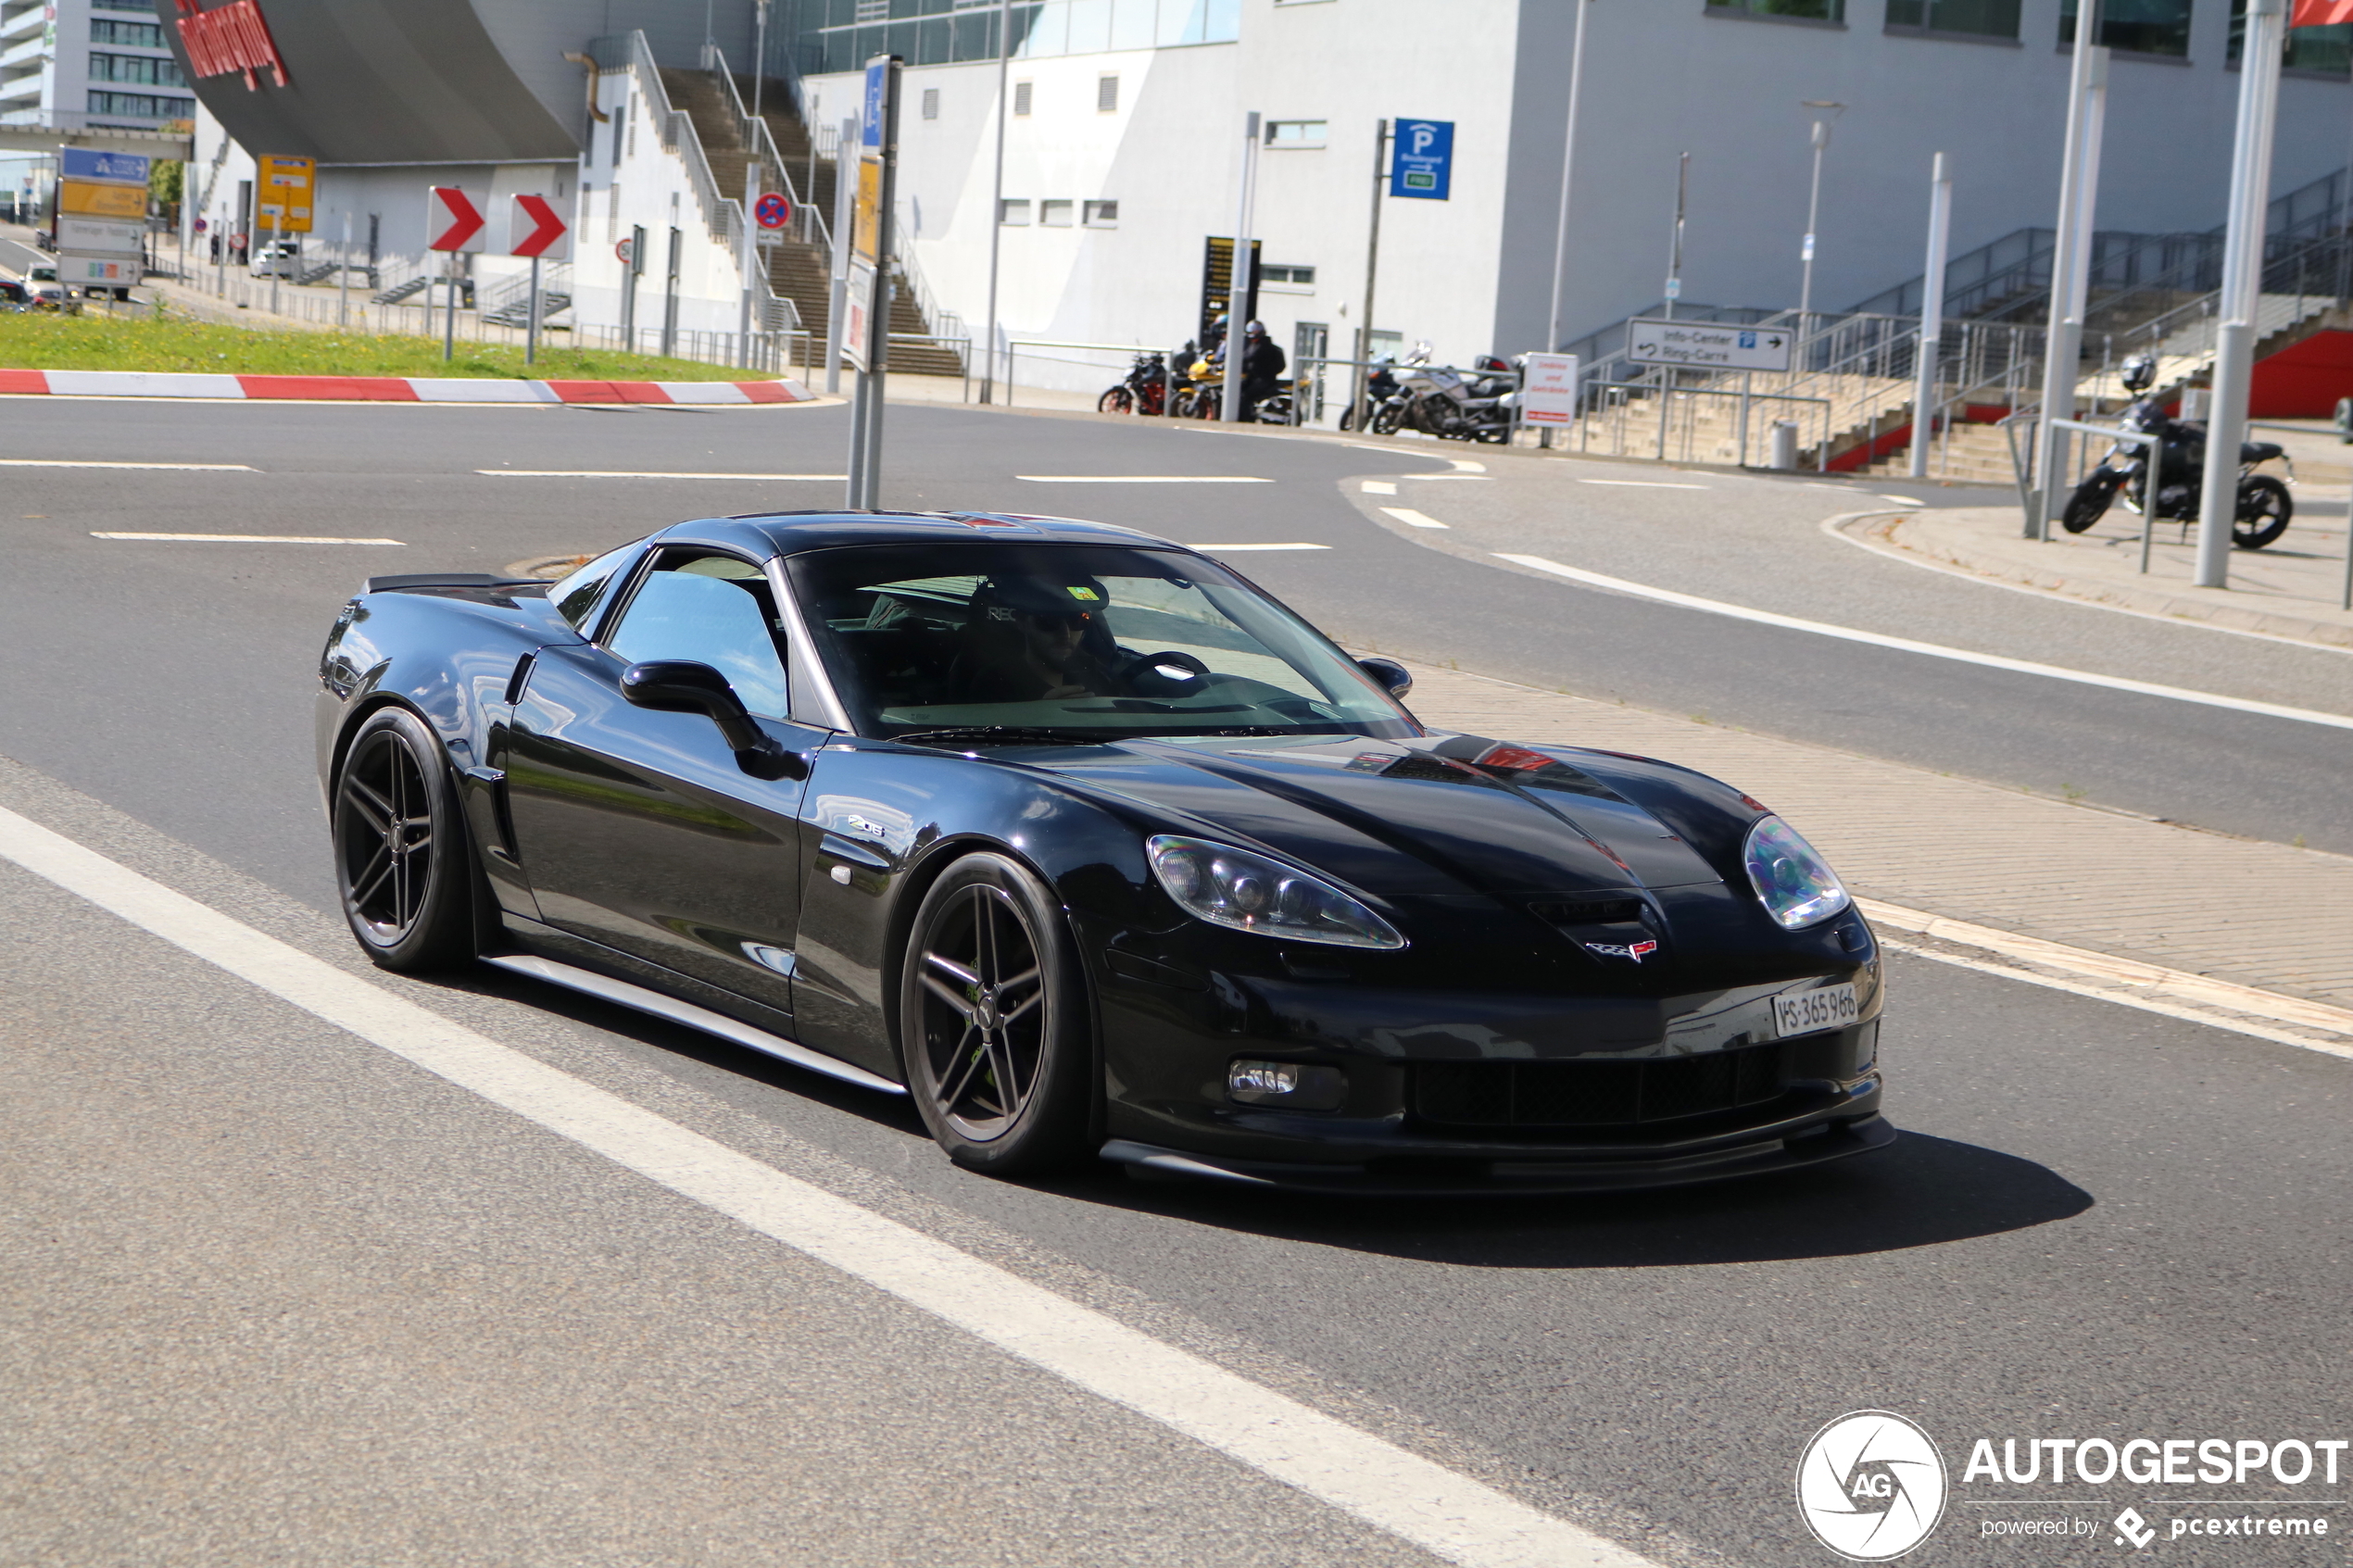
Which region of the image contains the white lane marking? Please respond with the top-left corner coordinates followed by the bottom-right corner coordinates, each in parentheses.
top-left (1340, 442), bottom-right (1453, 463)
top-left (92, 532), bottom-right (405, 545)
top-left (0, 805), bottom-right (1655, 1568)
top-left (0, 458), bottom-right (258, 470)
top-left (1819, 511), bottom-right (2353, 659)
top-left (1491, 553), bottom-right (2353, 732)
top-left (1015, 475), bottom-right (1273, 483)
top-left (1880, 494), bottom-right (1928, 507)
top-left (1860, 897), bottom-right (2353, 1059)
top-left (1578, 480), bottom-right (1709, 490)
top-left (479, 469), bottom-right (845, 480)
top-left (1448, 458), bottom-right (1487, 473)
top-left (1380, 507), bottom-right (1451, 531)
top-left (1361, 481), bottom-right (1398, 495)
top-left (1193, 542), bottom-right (1332, 551)
top-left (1406, 474), bottom-right (1493, 482)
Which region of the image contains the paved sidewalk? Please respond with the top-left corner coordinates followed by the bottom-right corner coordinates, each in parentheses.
top-left (1397, 659), bottom-right (2353, 1014)
top-left (1875, 503), bottom-right (2353, 649)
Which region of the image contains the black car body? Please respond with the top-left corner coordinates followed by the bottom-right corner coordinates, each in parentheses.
top-left (316, 511), bottom-right (1890, 1194)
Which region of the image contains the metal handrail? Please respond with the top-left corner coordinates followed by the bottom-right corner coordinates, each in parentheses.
top-left (703, 44), bottom-right (830, 254)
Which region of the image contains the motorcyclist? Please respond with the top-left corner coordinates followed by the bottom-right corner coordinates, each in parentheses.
top-left (1239, 320), bottom-right (1287, 421)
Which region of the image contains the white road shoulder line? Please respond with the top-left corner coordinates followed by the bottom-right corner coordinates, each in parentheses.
top-left (1193, 542), bottom-right (1330, 551)
top-left (1380, 507), bottom-right (1451, 531)
top-left (1491, 552), bottom-right (2353, 732)
top-left (1578, 480), bottom-right (1709, 490)
top-left (0, 458), bottom-right (258, 470)
top-left (0, 803), bottom-right (1654, 1568)
top-left (1014, 474), bottom-right (1273, 483)
top-left (478, 469), bottom-right (846, 480)
top-left (93, 532), bottom-right (404, 545)
top-left (1879, 494), bottom-right (1928, 507)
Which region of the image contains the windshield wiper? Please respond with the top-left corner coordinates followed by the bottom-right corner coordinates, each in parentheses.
top-left (891, 726), bottom-right (1112, 748)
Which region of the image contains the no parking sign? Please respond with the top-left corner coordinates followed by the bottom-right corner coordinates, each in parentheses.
top-left (754, 191), bottom-right (792, 246)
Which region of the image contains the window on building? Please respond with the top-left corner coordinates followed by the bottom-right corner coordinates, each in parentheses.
top-left (2229, 0), bottom-right (2353, 71)
top-left (922, 87), bottom-right (939, 119)
top-left (87, 90), bottom-right (192, 119)
top-left (89, 52), bottom-right (190, 88)
top-left (1098, 74), bottom-right (1119, 111)
top-left (1039, 198), bottom-right (1074, 226)
top-left (1013, 80), bottom-right (1033, 116)
top-left (2058, 0), bottom-right (2192, 56)
top-left (89, 17), bottom-right (166, 46)
top-left (92, 0), bottom-right (157, 10)
top-left (1885, 0), bottom-right (2020, 37)
top-left (1706, 1), bottom-right (1844, 20)
top-left (1083, 199), bottom-right (1119, 227)
top-left (1262, 264), bottom-right (1316, 285)
top-left (1000, 198), bottom-right (1031, 225)
top-left (1265, 119), bottom-right (1327, 148)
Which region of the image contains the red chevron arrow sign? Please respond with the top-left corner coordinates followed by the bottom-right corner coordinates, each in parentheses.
top-left (426, 187), bottom-right (485, 253)
top-left (508, 194), bottom-right (571, 261)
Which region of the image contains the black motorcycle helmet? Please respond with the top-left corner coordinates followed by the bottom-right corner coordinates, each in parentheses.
top-left (2120, 353), bottom-right (2158, 395)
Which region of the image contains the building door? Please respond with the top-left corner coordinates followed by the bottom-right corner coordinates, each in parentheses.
top-left (1293, 322), bottom-right (1328, 420)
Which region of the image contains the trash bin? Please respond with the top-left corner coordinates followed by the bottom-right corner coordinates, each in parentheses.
top-left (1769, 420), bottom-right (1800, 471)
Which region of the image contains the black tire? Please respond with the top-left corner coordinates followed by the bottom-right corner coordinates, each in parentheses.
top-left (331, 707), bottom-right (480, 972)
top-left (1098, 385), bottom-right (1133, 415)
top-left (1370, 401), bottom-right (1403, 436)
top-left (899, 853), bottom-right (1094, 1175)
top-left (2232, 473), bottom-right (2292, 549)
top-left (1170, 388), bottom-right (1197, 419)
top-left (2061, 471), bottom-right (2120, 534)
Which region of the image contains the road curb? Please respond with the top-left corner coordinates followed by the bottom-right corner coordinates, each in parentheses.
top-left (0, 367), bottom-right (815, 406)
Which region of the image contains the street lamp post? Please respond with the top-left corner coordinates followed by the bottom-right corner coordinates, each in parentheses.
top-left (1545, 0), bottom-right (1593, 356)
top-left (979, 0), bottom-right (1012, 403)
top-left (1796, 101), bottom-right (1844, 329)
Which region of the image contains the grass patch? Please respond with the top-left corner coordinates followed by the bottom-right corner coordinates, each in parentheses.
top-left (0, 310), bottom-right (770, 381)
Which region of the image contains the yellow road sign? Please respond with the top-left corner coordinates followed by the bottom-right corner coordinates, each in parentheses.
top-left (255, 155), bottom-right (316, 233)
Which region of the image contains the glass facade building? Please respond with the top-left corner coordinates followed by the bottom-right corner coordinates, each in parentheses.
top-left (791, 0), bottom-right (1239, 75)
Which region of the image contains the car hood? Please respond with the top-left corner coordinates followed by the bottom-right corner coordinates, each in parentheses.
top-left (1020, 733), bottom-right (1722, 900)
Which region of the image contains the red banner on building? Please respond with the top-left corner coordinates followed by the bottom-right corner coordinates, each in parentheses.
top-left (2292, 0), bottom-right (2353, 26)
top-left (173, 0), bottom-right (291, 92)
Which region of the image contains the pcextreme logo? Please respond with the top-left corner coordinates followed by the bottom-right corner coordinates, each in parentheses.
top-left (1797, 1411), bottom-right (1950, 1561)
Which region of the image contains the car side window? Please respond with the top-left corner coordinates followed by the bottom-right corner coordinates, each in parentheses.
top-left (603, 551), bottom-right (791, 720)
top-left (547, 543), bottom-right (640, 631)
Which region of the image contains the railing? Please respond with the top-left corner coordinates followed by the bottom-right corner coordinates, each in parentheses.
top-left (704, 43), bottom-right (830, 253)
top-left (480, 261), bottom-right (572, 318)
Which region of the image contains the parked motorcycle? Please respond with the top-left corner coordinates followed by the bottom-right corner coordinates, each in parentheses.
top-left (2063, 353), bottom-right (2293, 549)
top-left (1170, 351), bottom-right (1223, 420)
top-left (1247, 374), bottom-right (1317, 426)
top-left (1382, 343), bottom-right (1514, 443)
top-left (1339, 357), bottom-right (1403, 432)
top-left (1097, 352), bottom-right (1168, 416)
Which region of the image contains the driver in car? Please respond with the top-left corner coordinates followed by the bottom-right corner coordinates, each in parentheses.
top-left (958, 575), bottom-right (1124, 702)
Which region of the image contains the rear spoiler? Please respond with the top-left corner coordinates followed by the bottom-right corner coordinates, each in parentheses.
top-left (362, 572), bottom-right (550, 594)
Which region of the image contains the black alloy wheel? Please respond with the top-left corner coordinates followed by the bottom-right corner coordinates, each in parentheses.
top-left (2232, 474), bottom-right (2292, 549)
top-left (332, 707), bottom-right (479, 972)
top-left (900, 853), bottom-right (1092, 1173)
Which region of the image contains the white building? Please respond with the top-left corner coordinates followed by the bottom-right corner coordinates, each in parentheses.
top-left (791, 0), bottom-right (2353, 387)
top-left (0, 0), bottom-right (194, 217)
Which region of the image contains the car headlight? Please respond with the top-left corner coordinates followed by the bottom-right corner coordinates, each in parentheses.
top-left (1146, 834), bottom-right (1405, 949)
top-left (1743, 815), bottom-right (1850, 930)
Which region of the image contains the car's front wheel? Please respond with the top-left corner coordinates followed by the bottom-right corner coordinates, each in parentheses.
top-left (332, 707), bottom-right (480, 972)
top-left (899, 853), bottom-right (1094, 1174)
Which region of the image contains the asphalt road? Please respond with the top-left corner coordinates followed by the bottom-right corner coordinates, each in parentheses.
top-left (1, 395), bottom-right (2346, 1566)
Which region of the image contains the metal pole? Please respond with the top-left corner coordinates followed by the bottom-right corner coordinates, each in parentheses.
top-left (826, 116), bottom-right (854, 395)
top-left (1910, 151), bottom-right (1952, 481)
top-left (2196, 0), bottom-right (2286, 590)
top-left (2342, 472), bottom-right (2353, 610)
top-left (338, 210), bottom-right (350, 328)
top-left (525, 253), bottom-right (542, 366)
top-left (443, 246), bottom-right (457, 362)
top-left (268, 214), bottom-right (280, 316)
top-left (979, 0), bottom-right (1012, 403)
top-left (1799, 126), bottom-right (1825, 322)
top-left (751, 0), bottom-right (768, 126)
top-left (622, 223), bottom-right (642, 355)
top-left (661, 225), bottom-right (681, 358)
top-left (850, 56), bottom-right (901, 509)
top-left (1664, 151), bottom-right (1687, 320)
top-left (1222, 111), bottom-right (1261, 422)
top-left (2033, 22), bottom-right (2107, 538)
top-left (1349, 119), bottom-right (1389, 431)
top-left (739, 162), bottom-right (758, 347)
top-left (1545, 0), bottom-right (1592, 355)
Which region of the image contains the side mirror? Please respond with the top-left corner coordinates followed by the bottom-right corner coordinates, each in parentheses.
top-left (621, 660), bottom-right (806, 780)
top-left (1356, 656), bottom-right (1413, 700)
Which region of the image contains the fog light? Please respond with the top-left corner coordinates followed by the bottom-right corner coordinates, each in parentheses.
top-left (1227, 1059), bottom-right (1347, 1110)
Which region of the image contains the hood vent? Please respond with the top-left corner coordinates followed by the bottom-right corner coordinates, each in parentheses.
top-left (1529, 897), bottom-right (1643, 927)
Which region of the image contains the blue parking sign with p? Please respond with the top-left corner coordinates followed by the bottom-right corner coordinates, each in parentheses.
top-left (1389, 119), bottom-right (1453, 201)
top-left (1739, 332), bottom-right (1757, 349)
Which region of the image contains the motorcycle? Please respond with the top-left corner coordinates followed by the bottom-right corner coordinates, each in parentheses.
top-left (2063, 354), bottom-right (2293, 549)
top-left (1169, 351), bottom-right (1224, 420)
top-left (1381, 343), bottom-right (1514, 443)
top-left (1097, 352), bottom-right (1168, 416)
top-left (1246, 374), bottom-right (1317, 426)
top-left (1339, 358), bottom-right (1403, 432)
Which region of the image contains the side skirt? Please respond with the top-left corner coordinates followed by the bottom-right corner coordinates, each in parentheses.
top-left (482, 950), bottom-right (908, 1097)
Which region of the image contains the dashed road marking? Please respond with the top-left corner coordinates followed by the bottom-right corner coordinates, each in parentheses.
top-left (92, 532), bottom-right (404, 545)
top-left (1015, 474), bottom-right (1273, 483)
top-left (1379, 507), bottom-right (1451, 530)
top-left (478, 469), bottom-right (844, 480)
top-left (1578, 480), bottom-right (1709, 490)
top-left (0, 458), bottom-right (257, 470)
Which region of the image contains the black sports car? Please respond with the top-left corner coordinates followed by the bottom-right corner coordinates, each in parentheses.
top-left (317, 509), bottom-right (1890, 1194)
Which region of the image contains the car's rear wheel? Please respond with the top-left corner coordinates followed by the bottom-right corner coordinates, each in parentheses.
top-left (900, 853), bottom-right (1093, 1174)
top-left (333, 707), bottom-right (479, 972)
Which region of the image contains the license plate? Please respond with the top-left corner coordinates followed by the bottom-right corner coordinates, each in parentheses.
top-left (1772, 984), bottom-right (1858, 1039)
